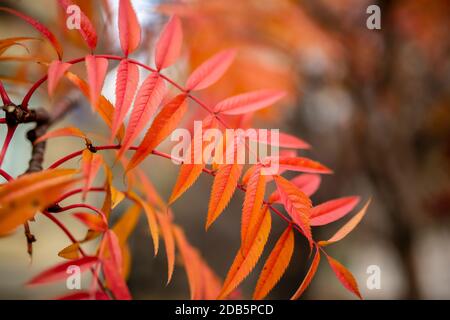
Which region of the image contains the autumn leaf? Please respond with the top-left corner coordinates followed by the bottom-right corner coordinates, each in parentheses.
top-left (253, 225), bottom-right (294, 300)
top-left (185, 49), bottom-right (236, 91)
top-left (278, 157), bottom-right (333, 174)
top-left (269, 173), bottom-right (321, 203)
top-left (81, 149), bottom-right (103, 201)
top-left (118, 0), bottom-right (141, 56)
top-left (119, 72), bottom-right (166, 157)
top-left (217, 207), bottom-right (271, 299)
top-left (58, 0), bottom-right (98, 50)
top-left (58, 243), bottom-right (81, 260)
top-left (27, 256), bottom-right (98, 285)
top-left (112, 60), bottom-right (139, 141)
top-left (173, 225), bottom-right (201, 299)
top-left (0, 37), bottom-right (37, 56)
top-left (128, 192), bottom-right (159, 255)
top-left (273, 175), bottom-right (312, 246)
top-left (241, 165), bottom-right (266, 245)
top-left (128, 94), bottom-right (188, 171)
top-left (327, 255), bottom-right (362, 299)
top-left (66, 72), bottom-right (125, 140)
top-left (319, 199), bottom-right (370, 246)
top-left (101, 230), bottom-right (132, 300)
top-left (248, 132), bottom-right (311, 150)
top-left (206, 163), bottom-right (243, 230)
top-left (56, 290), bottom-right (109, 300)
top-left (85, 55), bottom-right (108, 110)
top-left (73, 212), bottom-right (107, 232)
top-left (169, 119), bottom-right (218, 204)
top-left (34, 126), bottom-right (87, 145)
top-left (156, 211), bottom-right (175, 284)
top-left (101, 164), bottom-right (125, 220)
top-left (48, 60), bottom-right (71, 96)
top-left (290, 247), bottom-right (320, 300)
top-left (155, 15), bottom-right (183, 70)
top-left (0, 7), bottom-right (63, 59)
top-left (310, 196), bottom-right (360, 227)
top-left (215, 89), bottom-right (285, 115)
top-left (0, 169), bottom-right (80, 236)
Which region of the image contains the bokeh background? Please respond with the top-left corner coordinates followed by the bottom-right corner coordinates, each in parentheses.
top-left (0, 0), bottom-right (449, 299)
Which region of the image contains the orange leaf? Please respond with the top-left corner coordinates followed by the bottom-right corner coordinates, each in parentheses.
top-left (217, 207), bottom-right (271, 299)
top-left (58, 0), bottom-right (98, 50)
top-left (0, 169), bottom-right (80, 235)
top-left (327, 255), bottom-right (362, 299)
top-left (185, 49), bottom-right (236, 91)
top-left (48, 60), bottom-right (71, 96)
top-left (119, 72), bottom-right (166, 157)
top-left (118, 0), bottom-right (141, 56)
top-left (290, 247), bottom-right (320, 300)
top-left (269, 173), bottom-right (321, 203)
top-left (85, 55), bottom-right (108, 110)
top-left (58, 243), bottom-right (80, 260)
top-left (253, 225), bottom-right (294, 300)
top-left (206, 163), bottom-right (243, 230)
top-left (27, 256), bottom-right (98, 285)
top-left (127, 94), bottom-right (188, 171)
top-left (155, 15), bottom-right (183, 70)
top-left (0, 7), bottom-right (63, 59)
top-left (81, 149), bottom-right (103, 201)
top-left (241, 165), bottom-right (266, 245)
top-left (169, 163), bottom-right (204, 205)
top-left (73, 212), bottom-right (107, 232)
top-left (156, 211), bottom-right (175, 284)
top-left (173, 225), bottom-right (202, 299)
top-left (319, 200), bottom-right (370, 246)
top-left (34, 126), bottom-right (86, 145)
top-left (112, 60), bottom-right (139, 140)
top-left (215, 89), bottom-right (285, 115)
top-left (66, 72), bottom-right (125, 140)
top-left (128, 192), bottom-right (159, 255)
top-left (278, 157), bottom-right (332, 174)
top-left (273, 175), bottom-right (312, 246)
top-left (310, 196), bottom-right (360, 227)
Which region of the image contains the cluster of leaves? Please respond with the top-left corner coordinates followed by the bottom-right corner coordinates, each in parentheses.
top-left (0, 0), bottom-right (368, 300)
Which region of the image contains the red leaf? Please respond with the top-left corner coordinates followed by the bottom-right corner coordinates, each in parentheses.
top-left (119, 72), bottom-right (166, 157)
top-left (127, 94), bottom-right (188, 171)
top-left (112, 60), bottom-right (139, 141)
top-left (310, 196), bottom-right (360, 226)
top-left (278, 157), bottom-right (333, 174)
top-left (0, 7), bottom-right (63, 59)
top-left (327, 255), bottom-right (362, 299)
top-left (185, 49), bottom-right (236, 91)
top-left (248, 132), bottom-right (310, 150)
top-left (58, 0), bottom-right (98, 50)
top-left (48, 60), bottom-right (71, 96)
top-left (85, 55), bottom-right (108, 110)
top-left (118, 0), bottom-right (141, 56)
top-left (273, 175), bottom-right (313, 246)
top-left (155, 15), bottom-right (183, 70)
top-left (27, 256), bottom-right (98, 285)
top-left (215, 90), bottom-right (285, 115)
top-left (102, 230), bottom-right (132, 300)
top-left (269, 174), bottom-right (321, 203)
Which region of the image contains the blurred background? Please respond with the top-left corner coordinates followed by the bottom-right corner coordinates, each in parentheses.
top-left (0, 0), bottom-right (449, 299)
